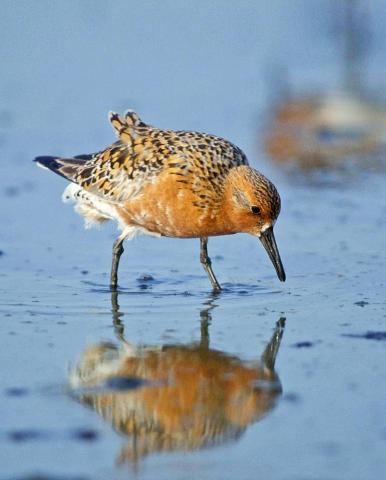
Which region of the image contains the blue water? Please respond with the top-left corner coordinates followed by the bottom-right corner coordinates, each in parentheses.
top-left (1, 2), bottom-right (386, 479)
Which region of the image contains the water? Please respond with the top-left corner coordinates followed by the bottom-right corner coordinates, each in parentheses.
top-left (1, 2), bottom-right (386, 479)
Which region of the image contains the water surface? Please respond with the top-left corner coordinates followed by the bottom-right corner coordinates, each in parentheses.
top-left (1, 2), bottom-right (386, 479)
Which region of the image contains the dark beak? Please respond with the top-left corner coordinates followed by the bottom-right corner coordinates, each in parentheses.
top-left (259, 227), bottom-right (286, 282)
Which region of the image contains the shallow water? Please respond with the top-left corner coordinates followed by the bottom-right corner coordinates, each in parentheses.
top-left (1, 2), bottom-right (386, 480)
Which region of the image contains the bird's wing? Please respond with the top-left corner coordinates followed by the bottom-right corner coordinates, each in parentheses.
top-left (35, 111), bottom-right (248, 205)
top-left (165, 129), bottom-right (249, 205)
top-left (108, 112), bottom-right (249, 194)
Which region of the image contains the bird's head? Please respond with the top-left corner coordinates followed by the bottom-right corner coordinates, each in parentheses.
top-left (224, 166), bottom-right (286, 282)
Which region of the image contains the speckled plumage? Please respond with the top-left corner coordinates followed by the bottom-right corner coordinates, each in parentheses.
top-left (35, 110), bottom-right (285, 290)
top-left (56, 112), bottom-right (249, 221)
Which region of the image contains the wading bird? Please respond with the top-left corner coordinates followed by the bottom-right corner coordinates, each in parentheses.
top-left (35, 110), bottom-right (285, 290)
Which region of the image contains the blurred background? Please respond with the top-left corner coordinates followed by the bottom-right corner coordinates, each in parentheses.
top-left (1, 1), bottom-right (386, 479)
top-left (2, 0), bottom-right (386, 162)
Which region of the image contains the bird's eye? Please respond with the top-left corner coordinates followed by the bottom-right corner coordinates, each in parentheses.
top-left (251, 205), bottom-right (261, 215)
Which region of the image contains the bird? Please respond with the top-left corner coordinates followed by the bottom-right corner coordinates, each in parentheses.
top-left (35, 110), bottom-right (286, 291)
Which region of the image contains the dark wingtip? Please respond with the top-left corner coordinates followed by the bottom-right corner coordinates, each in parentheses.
top-left (34, 155), bottom-right (56, 165)
top-left (34, 156), bottom-right (61, 171)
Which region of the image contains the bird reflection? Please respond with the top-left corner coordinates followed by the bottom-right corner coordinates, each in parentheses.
top-left (69, 292), bottom-right (285, 464)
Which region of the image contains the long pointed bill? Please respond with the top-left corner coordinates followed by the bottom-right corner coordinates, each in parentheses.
top-left (259, 227), bottom-right (286, 282)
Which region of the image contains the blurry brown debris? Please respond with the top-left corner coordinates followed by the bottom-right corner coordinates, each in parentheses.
top-left (264, 92), bottom-right (386, 168)
top-left (69, 310), bottom-right (285, 464)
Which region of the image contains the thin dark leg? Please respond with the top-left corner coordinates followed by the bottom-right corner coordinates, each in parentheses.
top-left (110, 237), bottom-right (124, 290)
top-left (200, 237), bottom-right (221, 292)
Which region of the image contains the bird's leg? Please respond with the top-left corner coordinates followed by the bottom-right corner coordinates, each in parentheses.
top-left (110, 237), bottom-right (124, 290)
top-left (199, 237), bottom-right (221, 292)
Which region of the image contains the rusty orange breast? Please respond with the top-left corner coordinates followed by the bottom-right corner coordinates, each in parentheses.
top-left (116, 172), bottom-right (237, 238)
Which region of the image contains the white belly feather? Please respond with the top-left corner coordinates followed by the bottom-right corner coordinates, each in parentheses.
top-left (62, 183), bottom-right (118, 229)
top-left (62, 183), bottom-right (161, 241)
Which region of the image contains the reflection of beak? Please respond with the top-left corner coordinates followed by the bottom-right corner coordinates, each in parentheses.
top-left (259, 227), bottom-right (286, 282)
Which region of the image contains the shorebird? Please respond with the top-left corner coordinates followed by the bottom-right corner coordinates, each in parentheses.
top-left (35, 110), bottom-right (286, 290)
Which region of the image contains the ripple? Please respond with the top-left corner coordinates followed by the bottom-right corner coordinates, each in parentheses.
top-left (342, 331), bottom-right (386, 341)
